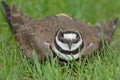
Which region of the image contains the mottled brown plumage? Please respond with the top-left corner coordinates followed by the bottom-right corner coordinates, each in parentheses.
top-left (1, 1), bottom-right (118, 61)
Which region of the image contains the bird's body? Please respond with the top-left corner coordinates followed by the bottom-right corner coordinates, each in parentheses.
top-left (1, 1), bottom-right (118, 62)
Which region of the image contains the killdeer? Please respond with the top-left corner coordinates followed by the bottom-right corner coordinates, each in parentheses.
top-left (1, 1), bottom-right (118, 62)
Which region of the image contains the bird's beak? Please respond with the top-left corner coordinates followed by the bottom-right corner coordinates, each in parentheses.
top-left (67, 40), bottom-right (72, 50)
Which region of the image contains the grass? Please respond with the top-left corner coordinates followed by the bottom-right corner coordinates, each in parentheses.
top-left (0, 0), bottom-right (120, 80)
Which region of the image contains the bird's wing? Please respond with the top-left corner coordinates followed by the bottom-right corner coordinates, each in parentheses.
top-left (77, 18), bottom-right (118, 58)
top-left (1, 1), bottom-right (50, 61)
top-left (94, 18), bottom-right (118, 43)
top-left (74, 19), bottom-right (101, 57)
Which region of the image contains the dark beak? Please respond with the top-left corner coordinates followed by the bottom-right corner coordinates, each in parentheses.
top-left (67, 40), bottom-right (72, 50)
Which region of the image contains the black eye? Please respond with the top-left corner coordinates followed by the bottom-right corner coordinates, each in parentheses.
top-left (77, 34), bottom-right (80, 39)
top-left (60, 32), bottom-right (64, 37)
top-left (58, 32), bottom-right (67, 43)
top-left (72, 33), bottom-right (80, 43)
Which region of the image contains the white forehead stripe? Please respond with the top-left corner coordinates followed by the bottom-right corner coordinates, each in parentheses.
top-left (63, 33), bottom-right (77, 40)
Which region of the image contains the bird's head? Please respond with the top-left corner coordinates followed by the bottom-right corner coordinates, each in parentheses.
top-left (51, 28), bottom-right (83, 60)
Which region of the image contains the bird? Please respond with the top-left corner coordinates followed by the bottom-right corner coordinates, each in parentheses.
top-left (1, 1), bottom-right (118, 62)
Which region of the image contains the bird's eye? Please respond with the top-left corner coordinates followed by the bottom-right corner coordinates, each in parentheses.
top-left (60, 32), bottom-right (64, 37)
top-left (72, 33), bottom-right (80, 43)
top-left (58, 32), bottom-right (67, 43)
top-left (76, 34), bottom-right (80, 39)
